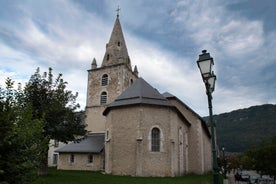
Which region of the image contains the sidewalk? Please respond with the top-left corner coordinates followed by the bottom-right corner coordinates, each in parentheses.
top-left (224, 170), bottom-right (274, 184)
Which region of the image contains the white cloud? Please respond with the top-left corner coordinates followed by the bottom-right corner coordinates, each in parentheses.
top-left (217, 20), bottom-right (264, 55)
top-left (0, 43), bottom-right (39, 77)
top-left (127, 34), bottom-right (210, 114)
top-left (0, 0), bottom-right (275, 116)
top-left (170, 0), bottom-right (264, 58)
top-left (214, 85), bottom-right (268, 113)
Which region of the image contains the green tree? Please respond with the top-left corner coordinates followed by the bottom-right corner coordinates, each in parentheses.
top-left (246, 136), bottom-right (276, 178)
top-left (0, 78), bottom-right (43, 184)
top-left (23, 67), bottom-right (87, 175)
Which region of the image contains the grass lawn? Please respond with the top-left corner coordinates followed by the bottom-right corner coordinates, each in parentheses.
top-left (32, 168), bottom-right (217, 184)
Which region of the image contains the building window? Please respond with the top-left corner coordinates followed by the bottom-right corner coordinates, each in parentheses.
top-left (70, 154), bottom-right (74, 163)
top-left (88, 154), bottom-right (93, 163)
top-left (53, 154), bottom-right (58, 165)
top-left (118, 41), bottom-right (121, 46)
top-left (101, 74), bottom-right (108, 86)
top-left (107, 54), bottom-right (110, 61)
top-left (151, 128), bottom-right (160, 152)
top-left (54, 140), bottom-right (59, 147)
top-left (100, 91), bottom-right (107, 105)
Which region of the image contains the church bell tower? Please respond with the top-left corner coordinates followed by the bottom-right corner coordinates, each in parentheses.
top-left (85, 15), bottom-right (138, 133)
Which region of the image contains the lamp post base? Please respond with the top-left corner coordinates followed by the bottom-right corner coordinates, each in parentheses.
top-left (214, 172), bottom-right (219, 184)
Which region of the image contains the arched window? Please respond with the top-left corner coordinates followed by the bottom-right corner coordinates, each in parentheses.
top-left (100, 91), bottom-right (107, 105)
top-left (130, 79), bottom-right (133, 85)
top-left (101, 74), bottom-right (108, 86)
top-left (151, 128), bottom-right (160, 152)
top-left (117, 41), bottom-right (121, 46)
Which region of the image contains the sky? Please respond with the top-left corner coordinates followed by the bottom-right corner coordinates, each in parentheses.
top-left (0, 0), bottom-right (275, 116)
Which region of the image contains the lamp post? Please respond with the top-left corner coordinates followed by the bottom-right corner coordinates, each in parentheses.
top-left (197, 50), bottom-right (218, 184)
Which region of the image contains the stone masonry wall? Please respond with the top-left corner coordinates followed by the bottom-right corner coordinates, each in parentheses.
top-left (167, 98), bottom-right (212, 174)
top-left (57, 153), bottom-right (104, 171)
top-left (105, 105), bottom-right (190, 177)
top-left (86, 64), bottom-right (137, 133)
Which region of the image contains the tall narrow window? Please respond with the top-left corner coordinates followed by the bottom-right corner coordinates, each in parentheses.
top-left (54, 140), bottom-right (59, 147)
top-left (106, 54), bottom-right (110, 61)
top-left (100, 91), bottom-right (107, 105)
top-left (118, 41), bottom-right (121, 46)
top-left (70, 154), bottom-right (74, 163)
top-left (101, 74), bottom-right (108, 86)
top-left (88, 154), bottom-right (93, 163)
top-left (151, 128), bottom-right (160, 152)
top-left (53, 154), bottom-right (58, 165)
top-left (106, 130), bottom-right (109, 140)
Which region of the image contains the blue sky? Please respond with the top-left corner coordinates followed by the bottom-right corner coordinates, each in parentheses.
top-left (0, 0), bottom-right (275, 116)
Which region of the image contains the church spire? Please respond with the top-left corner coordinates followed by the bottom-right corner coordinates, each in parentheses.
top-left (101, 12), bottom-right (131, 69)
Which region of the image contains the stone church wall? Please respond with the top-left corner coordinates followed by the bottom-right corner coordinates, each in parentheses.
top-left (86, 64), bottom-right (137, 133)
top-left (86, 106), bottom-right (106, 133)
top-left (105, 106), bottom-right (140, 175)
top-left (140, 106), bottom-right (172, 176)
top-left (166, 98), bottom-right (212, 174)
top-left (105, 105), bottom-right (190, 177)
top-left (57, 152), bottom-right (104, 171)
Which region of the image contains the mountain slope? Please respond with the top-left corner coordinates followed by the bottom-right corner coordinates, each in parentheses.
top-left (211, 104), bottom-right (276, 152)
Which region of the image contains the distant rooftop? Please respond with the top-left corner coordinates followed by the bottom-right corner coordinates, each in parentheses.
top-left (55, 133), bottom-right (104, 153)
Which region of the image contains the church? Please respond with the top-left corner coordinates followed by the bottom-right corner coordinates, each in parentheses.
top-left (55, 14), bottom-right (212, 177)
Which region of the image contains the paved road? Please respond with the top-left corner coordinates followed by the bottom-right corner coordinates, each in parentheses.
top-left (225, 170), bottom-right (273, 184)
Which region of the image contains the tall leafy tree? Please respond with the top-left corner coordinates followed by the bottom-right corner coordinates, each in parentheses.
top-left (24, 67), bottom-right (87, 175)
top-left (0, 78), bottom-right (43, 183)
top-left (246, 136), bottom-right (276, 178)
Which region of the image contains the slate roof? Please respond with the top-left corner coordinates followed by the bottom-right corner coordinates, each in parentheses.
top-left (55, 133), bottom-right (104, 153)
top-left (162, 92), bottom-right (175, 98)
top-left (103, 78), bottom-right (173, 115)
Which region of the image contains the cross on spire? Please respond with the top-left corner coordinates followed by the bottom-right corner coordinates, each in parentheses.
top-left (116, 5), bottom-right (120, 18)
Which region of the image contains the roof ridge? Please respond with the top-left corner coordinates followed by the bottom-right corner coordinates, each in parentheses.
top-left (103, 78), bottom-right (173, 115)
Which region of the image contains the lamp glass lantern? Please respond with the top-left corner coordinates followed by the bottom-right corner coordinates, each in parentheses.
top-left (197, 50), bottom-right (214, 79)
top-left (207, 74), bottom-right (216, 93)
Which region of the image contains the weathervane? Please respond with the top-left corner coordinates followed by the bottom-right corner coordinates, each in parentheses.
top-left (116, 5), bottom-right (120, 18)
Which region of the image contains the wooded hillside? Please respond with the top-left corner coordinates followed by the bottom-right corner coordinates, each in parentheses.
top-left (210, 104), bottom-right (276, 152)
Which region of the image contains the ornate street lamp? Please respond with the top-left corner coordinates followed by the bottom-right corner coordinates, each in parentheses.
top-left (197, 50), bottom-right (219, 184)
top-left (197, 50), bottom-right (214, 78)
